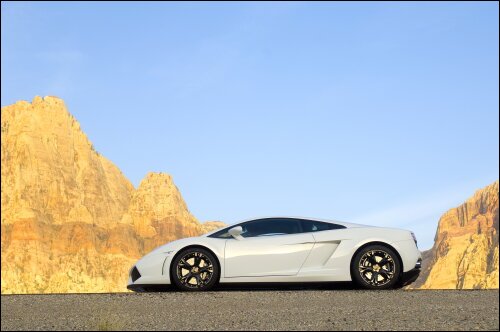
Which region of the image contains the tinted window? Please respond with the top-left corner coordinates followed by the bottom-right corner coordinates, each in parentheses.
top-left (210, 228), bottom-right (233, 238)
top-left (300, 220), bottom-right (346, 232)
top-left (240, 218), bottom-right (301, 238)
top-left (208, 218), bottom-right (346, 239)
top-left (209, 218), bottom-right (302, 239)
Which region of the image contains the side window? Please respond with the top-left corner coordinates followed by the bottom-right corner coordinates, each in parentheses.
top-left (209, 228), bottom-right (233, 238)
top-left (300, 220), bottom-right (346, 232)
top-left (208, 218), bottom-right (345, 238)
top-left (241, 219), bottom-right (301, 238)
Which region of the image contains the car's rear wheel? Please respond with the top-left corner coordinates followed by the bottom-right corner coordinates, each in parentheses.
top-left (171, 248), bottom-right (219, 291)
top-left (351, 244), bottom-right (401, 290)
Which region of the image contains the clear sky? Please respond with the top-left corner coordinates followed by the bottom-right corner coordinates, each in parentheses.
top-left (2, 2), bottom-right (498, 249)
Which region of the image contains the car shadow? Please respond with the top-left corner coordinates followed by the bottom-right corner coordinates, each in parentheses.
top-left (215, 281), bottom-right (357, 291)
top-left (142, 282), bottom-right (358, 293)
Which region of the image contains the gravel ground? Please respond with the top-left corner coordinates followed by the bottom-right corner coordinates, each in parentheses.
top-left (1, 287), bottom-right (498, 331)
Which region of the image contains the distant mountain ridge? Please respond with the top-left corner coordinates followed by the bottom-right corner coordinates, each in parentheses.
top-left (411, 180), bottom-right (499, 289)
top-left (1, 96), bottom-right (225, 294)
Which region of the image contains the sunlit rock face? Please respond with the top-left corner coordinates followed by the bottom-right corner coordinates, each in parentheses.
top-left (1, 96), bottom-right (134, 229)
top-left (412, 181), bottom-right (499, 289)
top-left (1, 97), bottom-right (225, 294)
top-left (201, 221), bottom-right (227, 234)
top-left (122, 173), bottom-right (202, 244)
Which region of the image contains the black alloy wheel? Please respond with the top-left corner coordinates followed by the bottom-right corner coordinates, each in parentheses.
top-left (171, 248), bottom-right (219, 291)
top-left (351, 245), bottom-right (401, 289)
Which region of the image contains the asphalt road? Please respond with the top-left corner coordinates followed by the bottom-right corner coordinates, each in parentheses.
top-left (1, 286), bottom-right (498, 331)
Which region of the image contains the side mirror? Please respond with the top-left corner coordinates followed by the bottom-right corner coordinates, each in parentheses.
top-left (228, 226), bottom-right (244, 240)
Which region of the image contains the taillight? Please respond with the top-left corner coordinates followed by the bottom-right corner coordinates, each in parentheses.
top-left (411, 232), bottom-right (418, 247)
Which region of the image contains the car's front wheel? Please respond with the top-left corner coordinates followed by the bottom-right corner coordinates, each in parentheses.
top-left (351, 244), bottom-right (401, 290)
top-left (171, 247), bottom-right (219, 291)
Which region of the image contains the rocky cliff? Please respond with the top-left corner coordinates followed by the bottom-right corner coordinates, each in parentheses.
top-left (1, 96), bottom-right (134, 228)
top-left (1, 96), bottom-right (225, 294)
top-left (201, 221), bottom-right (228, 234)
top-left (412, 181), bottom-right (499, 289)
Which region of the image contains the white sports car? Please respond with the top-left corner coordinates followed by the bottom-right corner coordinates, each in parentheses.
top-left (127, 217), bottom-right (422, 291)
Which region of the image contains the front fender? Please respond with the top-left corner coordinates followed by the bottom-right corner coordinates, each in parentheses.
top-left (128, 236), bottom-right (227, 287)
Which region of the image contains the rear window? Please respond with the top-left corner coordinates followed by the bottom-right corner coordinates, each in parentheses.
top-left (300, 220), bottom-right (346, 232)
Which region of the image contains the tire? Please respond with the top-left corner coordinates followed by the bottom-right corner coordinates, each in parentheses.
top-left (171, 247), bottom-right (219, 291)
top-left (351, 244), bottom-right (401, 290)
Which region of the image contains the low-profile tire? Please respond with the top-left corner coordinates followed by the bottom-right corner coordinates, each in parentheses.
top-left (351, 244), bottom-right (401, 290)
top-left (171, 247), bottom-right (219, 291)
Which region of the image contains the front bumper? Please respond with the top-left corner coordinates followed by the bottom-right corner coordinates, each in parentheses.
top-left (127, 252), bottom-right (174, 290)
top-left (127, 283), bottom-right (172, 292)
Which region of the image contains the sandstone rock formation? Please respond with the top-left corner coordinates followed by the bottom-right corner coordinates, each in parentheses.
top-left (121, 172), bottom-right (202, 241)
top-left (412, 181), bottom-right (499, 289)
top-left (1, 96), bottom-right (225, 294)
top-left (1, 96), bottom-right (134, 228)
top-left (201, 221), bottom-right (227, 234)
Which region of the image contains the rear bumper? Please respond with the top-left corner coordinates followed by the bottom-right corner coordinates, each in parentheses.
top-left (390, 239), bottom-right (422, 273)
top-left (400, 258), bottom-right (422, 286)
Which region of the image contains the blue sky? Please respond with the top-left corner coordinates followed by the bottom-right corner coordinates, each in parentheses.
top-left (2, 1), bottom-right (498, 249)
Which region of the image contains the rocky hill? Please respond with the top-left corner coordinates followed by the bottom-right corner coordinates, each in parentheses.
top-left (201, 221), bottom-right (228, 234)
top-left (411, 180), bottom-right (499, 289)
top-left (1, 96), bottom-right (225, 294)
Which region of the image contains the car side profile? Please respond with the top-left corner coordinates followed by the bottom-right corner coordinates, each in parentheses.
top-left (127, 217), bottom-right (422, 291)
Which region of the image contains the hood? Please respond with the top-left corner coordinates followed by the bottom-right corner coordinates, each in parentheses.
top-left (143, 236), bottom-right (200, 257)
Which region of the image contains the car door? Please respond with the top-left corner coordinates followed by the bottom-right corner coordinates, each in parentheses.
top-left (224, 218), bottom-right (315, 278)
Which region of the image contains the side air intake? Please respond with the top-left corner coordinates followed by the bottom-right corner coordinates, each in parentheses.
top-left (131, 266), bottom-right (141, 282)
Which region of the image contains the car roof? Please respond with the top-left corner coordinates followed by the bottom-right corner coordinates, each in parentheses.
top-left (203, 216), bottom-right (371, 236)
